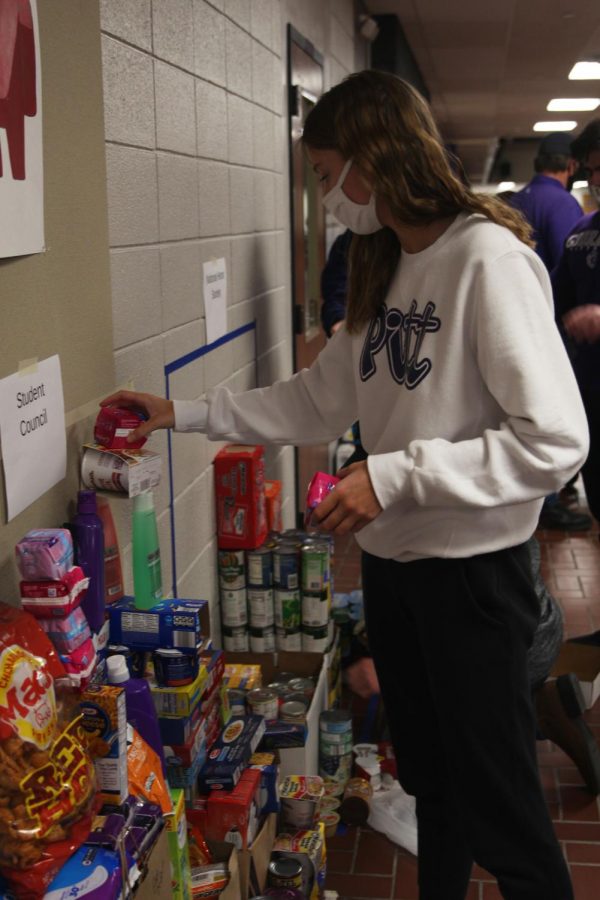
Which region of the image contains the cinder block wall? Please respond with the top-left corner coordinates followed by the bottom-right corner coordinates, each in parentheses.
top-left (99, 0), bottom-right (365, 640)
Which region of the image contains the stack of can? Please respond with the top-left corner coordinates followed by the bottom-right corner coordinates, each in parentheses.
top-left (218, 529), bottom-right (334, 655)
top-left (319, 709), bottom-right (353, 786)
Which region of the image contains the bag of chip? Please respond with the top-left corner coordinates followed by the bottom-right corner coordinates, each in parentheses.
top-left (0, 604), bottom-right (97, 899)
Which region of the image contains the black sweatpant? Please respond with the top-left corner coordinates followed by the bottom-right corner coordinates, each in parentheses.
top-left (362, 543), bottom-right (573, 900)
top-left (580, 387), bottom-right (600, 523)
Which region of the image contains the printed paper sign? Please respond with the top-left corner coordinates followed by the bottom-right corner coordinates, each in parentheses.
top-left (203, 258), bottom-right (227, 344)
top-left (0, 355), bottom-right (66, 520)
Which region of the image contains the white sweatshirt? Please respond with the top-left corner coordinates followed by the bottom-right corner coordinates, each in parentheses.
top-left (174, 213), bottom-right (589, 561)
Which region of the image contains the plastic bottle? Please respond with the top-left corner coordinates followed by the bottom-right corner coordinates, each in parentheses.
top-left (97, 497), bottom-right (124, 606)
top-left (72, 489), bottom-right (105, 633)
top-left (132, 491), bottom-right (162, 610)
top-left (106, 654), bottom-right (166, 775)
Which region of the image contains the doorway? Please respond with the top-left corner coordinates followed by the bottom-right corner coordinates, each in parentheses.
top-left (287, 25), bottom-right (328, 526)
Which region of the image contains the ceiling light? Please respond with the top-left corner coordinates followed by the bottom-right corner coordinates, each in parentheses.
top-left (572, 180), bottom-right (589, 189)
top-left (569, 61), bottom-right (600, 80)
top-left (547, 98), bottom-right (600, 111)
top-left (497, 182), bottom-right (516, 192)
top-left (533, 121), bottom-right (577, 132)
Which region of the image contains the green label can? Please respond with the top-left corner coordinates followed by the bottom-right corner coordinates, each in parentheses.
top-left (274, 589), bottom-right (301, 629)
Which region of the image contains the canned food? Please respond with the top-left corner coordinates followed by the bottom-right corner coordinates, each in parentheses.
top-left (301, 591), bottom-right (330, 628)
top-left (246, 546), bottom-right (273, 587)
top-left (280, 700), bottom-right (307, 723)
top-left (249, 626), bottom-right (275, 653)
top-left (218, 549), bottom-right (246, 590)
top-left (267, 857), bottom-right (304, 890)
top-left (247, 688), bottom-right (279, 722)
top-left (107, 644), bottom-right (146, 679)
top-left (273, 545), bottom-right (300, 589)
top-left (227, 688), bottom-right (246, 717)
top-left (247, 588), bottom-right (274, 627)
top-left (222, 625), bottom-right (249, 652)
top-left (288, 677), bottom-right (315, 698)
top-left (301, 542), bottom-right (330, 593)
top-left (301, 624), bottom-right (329, 653)
top-left (274, 590), bottom-right (301, 629)
top-left (275, 627), bottom-right (302, 652)
top-left (319, 709), bottom-right (352, 734)
top-left (320, 794), bottom-right (341, 812)
top-left (321, 811), bottom-right (340, 838)
top-left (153, 648), bottom-right (199, 687)
top-left (340, 777), bottom-right (373, 825)
top-left (220, 588), bottom-right (248, 627)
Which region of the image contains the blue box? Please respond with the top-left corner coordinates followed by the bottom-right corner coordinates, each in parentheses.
top-left (108, 597), bottom-right (209, 652)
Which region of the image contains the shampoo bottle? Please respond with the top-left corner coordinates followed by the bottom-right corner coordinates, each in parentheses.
top-left (97, 497), bottom-right (124, 606)
top-left (132, 491), bottom-right (163, 610)
top-left (106, 654), bottom-right (166, 775)
top-left (72, 489), bottom-right (105, 633)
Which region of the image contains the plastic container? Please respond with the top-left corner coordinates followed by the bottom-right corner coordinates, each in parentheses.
top-left (107, 653), bottom-right (166, 775)
top-left (71, 490), bottom-right (105, 633)
top-left (97, 497), bottom-right (125, 606)
top-left (132, 491), bottom-right (162, 610)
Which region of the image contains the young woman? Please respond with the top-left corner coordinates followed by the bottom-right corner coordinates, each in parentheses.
top-left (102, 71), bottom-right (588, 898)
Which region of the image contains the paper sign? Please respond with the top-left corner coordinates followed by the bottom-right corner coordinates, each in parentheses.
top-left (203, 258), bottom-right (227, 344)
top-left (0, 355), bottom-right (66, 520)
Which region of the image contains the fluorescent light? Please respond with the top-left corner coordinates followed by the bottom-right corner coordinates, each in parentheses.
top-left (533, 121), bottom-right (577, 132)
top-left (569, 61), bottom-right (600, 80)
top-left (547, 98), bottom-right (600, 111)
top-left (497, 182), bottom-right (516, 192)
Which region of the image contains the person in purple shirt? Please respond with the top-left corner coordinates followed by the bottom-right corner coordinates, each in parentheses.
top-left (511, 132), bottom-right (592, 531)
top-left (511, 131), bottom-right (583, 271)
top-left (552, 119), bottom-right (600, 528)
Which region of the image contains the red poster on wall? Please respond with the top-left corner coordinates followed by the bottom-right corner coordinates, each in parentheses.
top-left (0, 0), bottom-right (44, 257)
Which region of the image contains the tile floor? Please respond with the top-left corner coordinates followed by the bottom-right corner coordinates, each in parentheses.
top-left (325, 500), bottom-right (600, 899)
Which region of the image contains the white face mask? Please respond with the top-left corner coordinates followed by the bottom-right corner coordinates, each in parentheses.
top-left (589, 183), bottom-right (600, 208)
top-left (322, 158), bottom-right (383, 234)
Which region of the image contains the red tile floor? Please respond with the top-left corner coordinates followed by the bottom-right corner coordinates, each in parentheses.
top-left (325, 497), bottom-right (600, 899)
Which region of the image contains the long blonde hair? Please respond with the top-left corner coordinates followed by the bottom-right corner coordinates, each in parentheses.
top-left (303, 71), bottom-right (533, 332)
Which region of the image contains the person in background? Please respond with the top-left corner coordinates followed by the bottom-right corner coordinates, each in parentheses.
top-left (510, 132), bottom-right (591, 532)
top-left (321, 228), bottom-right (352, 337)
top-left (102, 71), bottom-right (589, 899)
top-left (552, 119), bottom-right (600, 530)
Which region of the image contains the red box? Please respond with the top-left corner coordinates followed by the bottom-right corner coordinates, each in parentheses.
top-left (213, 445), bottom-right (267, 549)
top-left (205, 767), bottom-right (261, 849)
top-left (264, 480), bottom-right (282, 533)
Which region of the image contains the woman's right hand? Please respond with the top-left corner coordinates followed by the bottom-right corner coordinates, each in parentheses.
top-left (99, 390), bottom-right (175, 443)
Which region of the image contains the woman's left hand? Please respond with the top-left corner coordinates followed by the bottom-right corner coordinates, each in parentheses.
top-left (312, 460), bottom-right (382, 534)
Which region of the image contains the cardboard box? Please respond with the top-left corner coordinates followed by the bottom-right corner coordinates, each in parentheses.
top-left (551, 642), bottom-right (600, 709)
top-left (79, 684), bottom-right (128, 804)
top-left (206, 767), bottom-right (261, 849)
top-left (136, 827), bottom-right (171, 899)
top-left (109, 597), bottom-right (210, 653)
top-left (238, 812), bottom-right (277, 900)
top-left (213, 444), bottom-right (267, 549)
top-left (204, 840), bottom-right (241, 900)
top-left (150, 664), bottom-right (210, 717)
top-left (166, 788), bottom-right (192, 900)
top-left (81, 443), bottom-right (162, 498)
top-left (224, 651), bottom-right (328, 777)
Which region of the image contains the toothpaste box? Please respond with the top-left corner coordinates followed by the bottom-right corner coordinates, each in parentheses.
top-left (108, 597), bottom-right (209, 652)
top-left (81, 443), bottom-right (162, 498)
top-left (213, 444), bottom-right (267, 549)
top-left (249, 751), bottom-right (280, 815)
top-left (149, 663), bottom-right (209, 717)
top-left (166, 789), bottom-right (192, 900)
top-left (199, 715), bottom-right (266, 793)
top-left (79, 684), bottom-right (128, 804)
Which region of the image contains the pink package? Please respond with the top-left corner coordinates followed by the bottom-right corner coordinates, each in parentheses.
top-left (39, 605), bottom-right (92, 653)
top-left (15, 527), bottom-right (74, 580)
top-left (20, 565), bottom-right (89, 617)
top-left (304, 471), bottom-right (340, 528)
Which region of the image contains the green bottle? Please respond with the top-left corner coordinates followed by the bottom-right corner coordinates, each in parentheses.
top-left (132, 491), bottom-right (163, 609)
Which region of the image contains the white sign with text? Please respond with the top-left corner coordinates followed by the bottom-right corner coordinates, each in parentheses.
top-left (203, 258), bottom-right (227, 344)
top-left (0, 355), bottom-right (66, 520)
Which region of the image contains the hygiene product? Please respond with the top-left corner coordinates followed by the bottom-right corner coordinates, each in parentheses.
top-left (132, 491), bottom-right (162, 610)
top-left (72, 490), bottom-right (105, 633)
top-left (97, 497), bottom-right (125, 605)
top-left (107, 653), bottom-right (166, 775)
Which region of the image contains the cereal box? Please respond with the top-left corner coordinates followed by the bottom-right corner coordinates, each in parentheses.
top-left (79, 684), bottom-right (128, 804)
top-left (166, 789), bottom-right (192, 900)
